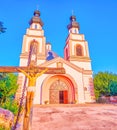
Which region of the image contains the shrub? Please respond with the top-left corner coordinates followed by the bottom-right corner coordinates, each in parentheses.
top-left (0, 125), bottom-right (10, 130)
top-left (1, 99), bottom-right (19, 115)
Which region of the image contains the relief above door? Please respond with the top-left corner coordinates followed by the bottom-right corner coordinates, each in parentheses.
top-left (49, 80), bottom-right (69, 104)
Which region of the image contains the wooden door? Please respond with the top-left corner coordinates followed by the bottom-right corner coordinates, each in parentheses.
top-left (59, 90), bottom-right (68, 104)
top-left (64, 90), bottom-right (68, 104)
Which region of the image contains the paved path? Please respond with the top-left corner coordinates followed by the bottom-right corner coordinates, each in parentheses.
top-left (31, 104), bottom-right (117, 130)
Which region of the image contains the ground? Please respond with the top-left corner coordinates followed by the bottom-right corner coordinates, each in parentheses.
top-left (31, 103), bottom-right (117, 130)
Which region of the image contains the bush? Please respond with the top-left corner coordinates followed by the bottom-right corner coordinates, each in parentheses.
top-left (96, 97), bottom-right (107, 103)
top-left (1, 99), bottom-right (19, 115)
top-left (0, 125), bottom-right (10, 130)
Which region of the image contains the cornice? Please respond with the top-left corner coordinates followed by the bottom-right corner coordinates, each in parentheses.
top-left (26, 34), bottom-right (44, 38)
top-left (39, 57), bottom-right (92, 75)
top-left (69, 56), bottom-right (91, 62)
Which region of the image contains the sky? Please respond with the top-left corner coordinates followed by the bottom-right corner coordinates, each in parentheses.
top-left (0, 0), bottom-right (117, 74)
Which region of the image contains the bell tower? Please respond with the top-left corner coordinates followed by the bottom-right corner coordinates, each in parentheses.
top-left (64, 15), bottom-right (92, 70)
top-left (16, 10), bottom-right (47, 102)
top-left (20, 10), bottom-right (46, 66)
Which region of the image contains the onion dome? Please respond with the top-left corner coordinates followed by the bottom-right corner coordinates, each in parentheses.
top-left (67, 15), bottom-right (80, 30)
top-left (29, 10), bottom-right (43, 26)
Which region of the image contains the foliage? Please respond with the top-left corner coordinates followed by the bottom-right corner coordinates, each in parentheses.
top-left (0, 21), bottom-right (6, 34)
top-left (109, 80), bottom-right (117, 96)
top-left (94, 72), bottom-right (117, 99)
top-left (0, 73), bottom-right (18, 105)
top-left (1, 99), bottom-right (19, 115)
top-left (0, 126), bottom-right (10, 130)
top-left (96, 98), bottom-right (106, 103)
top-left (0, 73), bottom-right (19, 114)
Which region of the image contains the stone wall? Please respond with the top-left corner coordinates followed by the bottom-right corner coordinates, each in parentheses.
top-left (0, 108), bottom-right (14, 129)
top-left (99, 96), bottom-right (117, 103)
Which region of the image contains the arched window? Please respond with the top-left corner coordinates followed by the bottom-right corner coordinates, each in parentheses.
top-left (28, 40), bottom-right (38, 64)
top-left (66, 48), bottom-right (68, 59)
top-left (32, 42), bottom-right (38, 55)
top-left (35, 24), bottom-right (37, 29)
top-left (74, 29), bottom-right (77, 33)
top-left (76, 45), bottom-right (83, 56)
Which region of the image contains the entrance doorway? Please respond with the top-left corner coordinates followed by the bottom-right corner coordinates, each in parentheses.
top-left (49, 77), bottom-right (75, 104)
top-left (59, 90), bottom-right (68, 104)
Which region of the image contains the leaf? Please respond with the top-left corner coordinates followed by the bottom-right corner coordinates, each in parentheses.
top-left (94, 71), bottom-right (117, 99)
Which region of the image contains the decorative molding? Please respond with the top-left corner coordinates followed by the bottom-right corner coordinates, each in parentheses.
top-left (69, 56), bottom-right (91, 62)
top-left (39, 57), bottom-right (92, 75)
top-left (26, 34), bottom-right (44, 38)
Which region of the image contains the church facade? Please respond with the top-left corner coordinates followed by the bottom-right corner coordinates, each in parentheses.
top-left (16, 10), bottom-right (95, 104)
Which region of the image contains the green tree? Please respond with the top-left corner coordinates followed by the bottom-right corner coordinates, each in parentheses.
top-left (0, 21), bottom-right (6, 34)
top-left (0, 73), bottom-right (19, 115)
top-left (94, 72), bottom-right (117, 99)
top-left (109, 80), bottom-right (117, 96)
top-left (0, 73), bottom-right (18, 105)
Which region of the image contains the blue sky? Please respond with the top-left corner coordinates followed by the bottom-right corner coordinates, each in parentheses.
top-left (0, 0), bottom-right (117, 74)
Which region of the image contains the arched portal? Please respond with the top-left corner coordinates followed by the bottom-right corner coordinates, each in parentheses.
top-left (50, 79), bottom-right (69, 104)
top-left (41, 75), bottom-right (77, 104)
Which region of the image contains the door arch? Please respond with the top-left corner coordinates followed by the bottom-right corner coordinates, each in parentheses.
top-left (41, 75), bottom-right (77, 104)
top-left (50, 79), bottom-right (69, 104)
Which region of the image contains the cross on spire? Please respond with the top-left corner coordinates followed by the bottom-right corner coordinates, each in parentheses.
top-left (36, 4), bottom-right (39, 10)
top-left (72, 10), bottom-right (74, 15)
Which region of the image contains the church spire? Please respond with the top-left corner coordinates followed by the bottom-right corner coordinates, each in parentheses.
top-left (29, 10), bottom-right (43, 26)
top-left (67, 15), bottom-right (80, 31)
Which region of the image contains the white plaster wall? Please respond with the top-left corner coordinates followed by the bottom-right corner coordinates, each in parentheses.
top-left (71, 43), bottom-right (75, 55)
top-left (19, 58), bottom-right (92, 104)
top-left (85, 41), bottom-right (90, 57)
top-left (21, 35), bottom-right (26, 53)
top-left (19, 58), bottom-right (28, 66)
top-left (26, 37), bottom-right (40, 51)
top-left (71, 61), bottom-right (92, 70)
top-left (25, 37), bottom-right (31, 52)
top-left (20, 58), bottom-right (46, 66)
top-left (33, 61), bottom-right (86, 104)
top-left (26, 29), bottom-right (44, 36)
top-left (71, 34), bottom-right (84, 41)
top-left (34, 74), bottom-right (48, 104)
top-left (83, 75), bottom-right (92, 102)
top-left (38, 38), bottom-right (42, 53)
top-left (22, 36), bottom-right (43, 53)
top-left (19, 59), bottom-right (92, 104)
top-left (63, 64), bottom-right (85, 103)
top-left (37, 60), bottom-right (46, 65)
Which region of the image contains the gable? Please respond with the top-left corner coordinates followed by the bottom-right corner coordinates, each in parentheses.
top-left (39, 57), bottom-right (93, 75)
